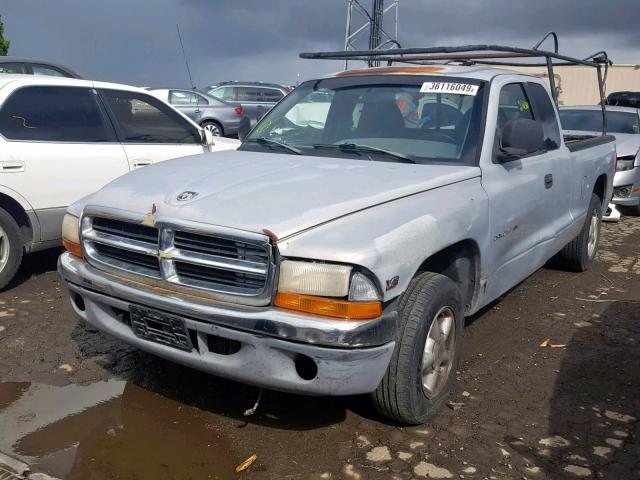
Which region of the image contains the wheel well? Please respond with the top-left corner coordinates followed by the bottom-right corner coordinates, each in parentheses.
top-left (416, 240), bottom-right (480, 313)
top-left (593, 174), bottom-right (606, 205)
top-left (0, 193), bottom-right (32, 247)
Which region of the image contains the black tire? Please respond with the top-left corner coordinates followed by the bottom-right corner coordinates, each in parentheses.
top-left (0, 207), bottom-right (24, 290)
top-left (556, 193), bottom-right (602, 272)
top-left (372, 272), bottom-right (464, 424)
top-left (201, 121), bottom-right (223, 137)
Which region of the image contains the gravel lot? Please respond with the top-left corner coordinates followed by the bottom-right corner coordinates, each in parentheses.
top-left (0, 217), bottom-right (638, 480)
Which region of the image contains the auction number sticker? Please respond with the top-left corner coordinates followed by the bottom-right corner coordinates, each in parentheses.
top-left (420, 82), bottom-right (479, 96)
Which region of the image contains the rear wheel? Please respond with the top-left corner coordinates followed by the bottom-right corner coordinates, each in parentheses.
top-left (557, 193), bottom-right (602, 271)
top-left (372, 272), bottom-right (464, 424)
top-left (201, 121), bottom-right (223, 137)
top-left (0, 207), bottom-right (24, 290)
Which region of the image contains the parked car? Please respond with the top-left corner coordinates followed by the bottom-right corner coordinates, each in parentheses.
top-left (0, 75), bottom-right (239, 289)
top-left (206, 81), bottom-right (289, 122)
top-left (147, 88), bottom-right (243, 137)
top-left (59, 60), bottom-right (614, 424)
top-left (0, 56), bottom-right (81, 78)
top-left (560, 106), bottom-right (640, 215)
top-left (605, 91), bottom-right (640, 109)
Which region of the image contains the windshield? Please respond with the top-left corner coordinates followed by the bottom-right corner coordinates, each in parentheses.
top-left (240, 76), bottom-right (486, 165)
top-left (560, 110), bottom-right (640, 134)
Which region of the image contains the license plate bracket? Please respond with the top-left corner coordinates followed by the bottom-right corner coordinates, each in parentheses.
top-left (129, 306), bottom-right (193, 352)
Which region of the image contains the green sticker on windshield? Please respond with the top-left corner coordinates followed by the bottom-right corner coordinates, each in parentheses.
top-left (518, 100), bottom-right (530, 112)
top-left (633, 123), bottom-right (640, 134)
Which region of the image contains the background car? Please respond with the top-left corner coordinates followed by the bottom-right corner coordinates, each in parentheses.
top-left (205, 81), bottom-right (289, 122)
top-left (605, 91), bottom-right (640, 109)
top-left (0, 74), bottom-right (238, 289)
top-left (147, 88), bottom-right (243, 137)
top-left (560, 105), bottom-right (640, 215)
top-left (0, 56), bottom-right (81, 78)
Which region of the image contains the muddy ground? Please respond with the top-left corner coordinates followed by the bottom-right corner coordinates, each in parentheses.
top-left (0, 217), bottom-right (638, 480)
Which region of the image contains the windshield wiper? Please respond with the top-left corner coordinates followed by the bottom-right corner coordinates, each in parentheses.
top-left (247, 137), bottom-right (302, 155)
top-left (312, 143), bottom-right (416, 164)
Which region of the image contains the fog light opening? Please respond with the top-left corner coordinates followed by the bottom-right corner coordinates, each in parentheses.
top-left (72, 293), bottom-right (86, 312)
top-left (294, 354), bottom-right (318, 381)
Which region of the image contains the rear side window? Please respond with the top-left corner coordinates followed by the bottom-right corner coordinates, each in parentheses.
top-left (0, 86), bottom-right (109, 142)
top-left (497, 83), bottom-right (534, 132)
top-left (0, 62), bottom-right (24, 74)
top-left (169, 90), bottom-right (198, 105)
top-left (525, 83), bottom-right (561, 150)
top-left (261, 88), bottom-right (284, 102)
top-left (100, 89), bottom-right (200, 144)
top-left (31, 64), bottom-right (68, 78)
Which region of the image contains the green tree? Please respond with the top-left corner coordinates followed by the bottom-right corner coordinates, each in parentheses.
top-left (0, 16), bottom-right (10, 56)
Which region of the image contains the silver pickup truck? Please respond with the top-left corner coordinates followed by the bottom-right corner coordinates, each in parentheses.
top-left (58, 48), bottom-right (616, 424)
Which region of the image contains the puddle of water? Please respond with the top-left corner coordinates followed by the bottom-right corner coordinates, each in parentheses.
top-left (0, 380), bottom-right (240, 480)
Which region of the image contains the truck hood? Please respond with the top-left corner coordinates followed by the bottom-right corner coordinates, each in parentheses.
top-left (81, 150), bottom-right (480, 239)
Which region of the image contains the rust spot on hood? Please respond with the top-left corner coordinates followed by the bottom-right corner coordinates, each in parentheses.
top-left (333, 66), bottom-right (445, 77)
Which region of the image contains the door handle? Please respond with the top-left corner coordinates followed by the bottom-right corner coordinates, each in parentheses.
top-left (0, 160), bottom-right (25, 172)
top-left (544, 173), bottom-right (553, 189)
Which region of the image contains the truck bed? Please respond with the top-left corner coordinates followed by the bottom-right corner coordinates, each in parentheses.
top-left (564, 134), bottom-right (616, 153)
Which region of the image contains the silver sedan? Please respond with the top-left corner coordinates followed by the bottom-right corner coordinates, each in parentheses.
top-left (148, 88), bottom-right (243, 137)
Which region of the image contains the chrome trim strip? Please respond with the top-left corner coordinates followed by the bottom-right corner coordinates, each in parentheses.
top-left (84, 229), bottom-right (158, 256)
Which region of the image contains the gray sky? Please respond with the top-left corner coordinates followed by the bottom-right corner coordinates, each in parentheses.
top-left (2, 0), bottom-right (639, 88)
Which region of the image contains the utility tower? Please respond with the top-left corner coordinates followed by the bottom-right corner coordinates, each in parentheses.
top-left (344, 0), bottom-right (400, 69)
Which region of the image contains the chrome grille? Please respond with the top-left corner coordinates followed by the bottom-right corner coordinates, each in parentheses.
top-left (82, 214), bottom-right (273, 303)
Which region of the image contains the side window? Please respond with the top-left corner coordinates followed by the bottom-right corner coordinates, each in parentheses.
top-left (0, 62), bottom-right (24, 74)
top-left (100, 89), bottom-right (200, 144)
top-left (31, 64), bottom-right (68, 78)
top-left (169, 90), bottom-right (198, 106)
top-left (497, 83), bottom-right (533, 133)
top-left (195, 93), bottom-right (209, 105)
top-left (525, 83), bottom-right (561, 150)
top-left (0, 86), bottom-right (109, 142)
top-left (262, 88), bottom-right (284, 102)
top-left (236, 87), bottom-right (259, 102)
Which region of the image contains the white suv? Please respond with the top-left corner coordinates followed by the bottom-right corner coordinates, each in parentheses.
top-left (0, 75), bottom-right (239, 288)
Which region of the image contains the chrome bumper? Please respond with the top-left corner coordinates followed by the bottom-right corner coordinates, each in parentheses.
top-left (58, 253), bottom-right (397, 348)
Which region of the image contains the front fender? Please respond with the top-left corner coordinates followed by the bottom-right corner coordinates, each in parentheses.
top-left (277, 178), bottom-right (490, 302)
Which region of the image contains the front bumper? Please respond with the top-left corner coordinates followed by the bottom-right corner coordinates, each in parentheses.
top-left (58, 253), bottom-right (396, 396)
top-left (611, 168), bottom-right (640, 206)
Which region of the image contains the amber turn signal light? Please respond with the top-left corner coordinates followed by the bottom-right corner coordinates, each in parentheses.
top-left (63, 239), bottom-right (83, 258)
top-left (274, 292), bottom-right (382, 320)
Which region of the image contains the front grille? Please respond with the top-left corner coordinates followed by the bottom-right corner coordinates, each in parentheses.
top-left (82, 215), bottom-right (272, 302)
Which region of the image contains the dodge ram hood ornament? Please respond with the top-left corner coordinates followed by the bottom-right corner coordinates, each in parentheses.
top-left (177, 191), bottom-right (199, 202)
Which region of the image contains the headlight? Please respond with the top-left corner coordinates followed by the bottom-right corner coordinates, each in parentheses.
top-left (275, 260), bottom-right (382, 320)
top-left (61, 213), bottom-right (82, 257)
top-left (616, 156), bottom-right (635, 172)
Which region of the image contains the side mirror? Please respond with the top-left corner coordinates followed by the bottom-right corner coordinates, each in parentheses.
top-left (238, 115), bottom-right (253, 141)
top-left (203, 128), bottom-right (215, 146)
top-left (498, 118), bottom-right (545, 160)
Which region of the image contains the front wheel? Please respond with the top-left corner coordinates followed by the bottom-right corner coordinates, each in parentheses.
top-left (557, 193), bottom-right (602, 272)
top-left (372, 272), bottom-right (464, 424)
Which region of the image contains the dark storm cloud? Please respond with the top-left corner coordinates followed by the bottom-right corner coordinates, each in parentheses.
top-left (2, 0), bottom-right (638, 88)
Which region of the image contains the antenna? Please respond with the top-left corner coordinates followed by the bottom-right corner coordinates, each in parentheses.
top-left (176, 24), bottom-right (196, 91)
